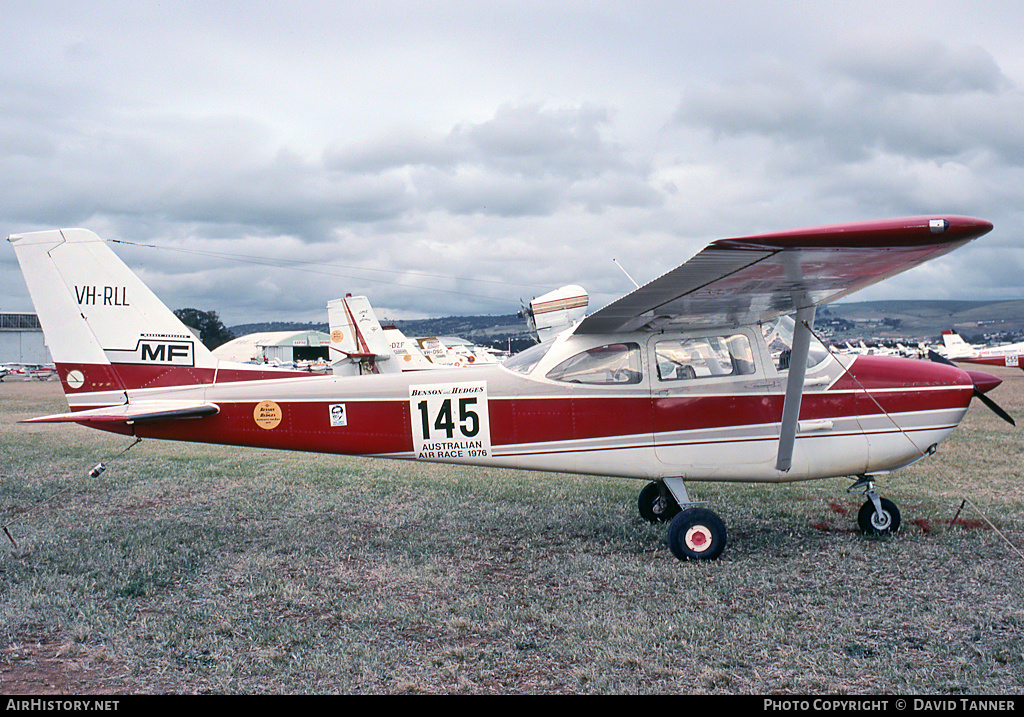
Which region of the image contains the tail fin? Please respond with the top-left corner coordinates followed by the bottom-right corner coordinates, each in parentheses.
top-left (327, 295), bottom-right (402, 375)
top-left (326, 295), bottom-right (454, 373)
top-left (415, 336), bottom-right (467, 367)
top-left (527, 285), bottom-right (588, 342)
top-left (381, 325), bottom-right (443, 370)
top-left (9, 229), bottom-right (222, 404)
top-left (940, 329), bottom-right (976, 358)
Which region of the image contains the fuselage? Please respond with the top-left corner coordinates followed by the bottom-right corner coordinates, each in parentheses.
top-left (56, 322), bottom-right (979, 485)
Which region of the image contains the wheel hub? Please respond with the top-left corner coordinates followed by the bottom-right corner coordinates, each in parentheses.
top-left (685, 525), bottom-right (713, 552)
top-left (871, 510), bottom-right (892, 531)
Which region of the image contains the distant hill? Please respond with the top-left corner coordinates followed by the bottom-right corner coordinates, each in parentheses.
top-left (229, 300), bottom-right (1024, 351)
top-left (822, 299), bottom-right (1024, 343)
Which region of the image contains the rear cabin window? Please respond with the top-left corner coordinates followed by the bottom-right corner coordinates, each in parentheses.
top-left (545, 343), bottom-right (642, 385)
top-left (655, 334), bottom-right (755, 381)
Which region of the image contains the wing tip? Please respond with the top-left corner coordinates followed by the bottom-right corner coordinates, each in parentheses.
top-left (714, 215), bottom-right (992, 250)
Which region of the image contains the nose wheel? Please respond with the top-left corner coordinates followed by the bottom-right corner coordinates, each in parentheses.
top-left (849, 477), bottom-right (902, 536)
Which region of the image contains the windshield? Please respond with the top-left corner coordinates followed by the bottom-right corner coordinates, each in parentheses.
top-left (501, 341), bottom-right (550, 375)
top-left (546, 343), bottom-right (642, 384)
top-left (760, 315), bottom-right (831, 371)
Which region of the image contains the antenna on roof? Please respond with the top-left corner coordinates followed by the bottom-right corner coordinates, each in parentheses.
top-left (612, 259), bottom-right (640, 289)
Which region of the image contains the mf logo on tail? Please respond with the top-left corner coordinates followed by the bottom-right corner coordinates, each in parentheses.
top-left (106, 339), bottom-right (195, 366)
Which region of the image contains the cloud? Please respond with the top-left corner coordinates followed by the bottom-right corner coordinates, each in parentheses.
top-left (2, 3), bottom-right (1023, 325)
top-left (668, 37), bottom-right (1024, 225)
top-left (325, 102), bottom-right (660, 218)
top-left (827, 38), bottom-right (1011, 95)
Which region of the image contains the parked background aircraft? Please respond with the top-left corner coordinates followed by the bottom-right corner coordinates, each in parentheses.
top-left (938, 329), bottom-right (1023, 370)
top-left (520, 285), bottom-right (589, 343)
top-left (327, 294), bottom-right (499, 374)
top-left (0, 362), bottom-right (57, 381)
top-left (7, 216), bottom-right (1010, 561)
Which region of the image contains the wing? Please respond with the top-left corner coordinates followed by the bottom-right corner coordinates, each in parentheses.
top-left (575, 216), bottom-right (992, 334)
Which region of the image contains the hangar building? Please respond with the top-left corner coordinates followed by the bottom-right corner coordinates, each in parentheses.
top-left (212, 330), bottom-right (332, 365)
top-left (1, 312), bottom-right (51, 365)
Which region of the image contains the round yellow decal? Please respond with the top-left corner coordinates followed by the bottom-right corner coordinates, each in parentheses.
top-left (254, 400), bottom-right (283, 429)
top-left (331, 329), bottom-right (345, 343)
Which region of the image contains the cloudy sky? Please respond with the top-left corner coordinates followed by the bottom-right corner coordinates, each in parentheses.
top-left (2, 1), bottom-right (1023, 326)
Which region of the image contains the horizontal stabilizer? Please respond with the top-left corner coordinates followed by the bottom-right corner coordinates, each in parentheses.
top-left (329, 348), bottom-right (391, 362)
top-left (21, 401), bottom-right (220, 425)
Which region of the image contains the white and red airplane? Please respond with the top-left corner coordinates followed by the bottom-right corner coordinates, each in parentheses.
top-left (0, 362), bottom-right (58, 381)
top-left (7, 217), bottom-right (1011, 561)
top-left (326, 294), bottom-right (499, 374)
top-left (938, 329), bottom-right (1024, 370)
top-left (520, 284), bottom-right (589, 343)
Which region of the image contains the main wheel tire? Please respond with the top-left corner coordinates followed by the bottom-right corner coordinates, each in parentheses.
top-left (667, 507), bottom-right (727, 561)
top-left (857, 498), bottom-right (901, 536)
top-left (638, 482), bottom-right (681, 523)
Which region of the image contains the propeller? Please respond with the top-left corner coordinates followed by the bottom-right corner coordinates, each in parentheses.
top-left (518, 297), bottom-right (536, 333)
top-left (928, 350), bottom-right (1015, 426)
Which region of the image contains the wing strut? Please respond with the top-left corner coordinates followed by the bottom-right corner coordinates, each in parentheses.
top-left (776, 306), bottom-right (816, 472)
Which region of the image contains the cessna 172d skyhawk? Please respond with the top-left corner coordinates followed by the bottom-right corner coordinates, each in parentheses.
top-left (7, 217), bottom-right (1011, 561)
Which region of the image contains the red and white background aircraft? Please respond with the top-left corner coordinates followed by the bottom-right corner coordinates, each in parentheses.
top-left (326, 293), bottom-right (501, 374)
top-left (7, 216), bottom-right (1011, 561)
top-left (939, 329), bottom-right (1024, 370)
top-left (0, 363), bottom-right (58, 381)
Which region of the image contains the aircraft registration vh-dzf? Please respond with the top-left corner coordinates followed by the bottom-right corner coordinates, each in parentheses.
top-left (7, 216), bottom-right (1013, 561)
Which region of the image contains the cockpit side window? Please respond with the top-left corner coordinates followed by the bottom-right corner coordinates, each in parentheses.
top-left (655, 334), bottom-right (756, 381)
top-left (545, 343), bottom-right (642, 385)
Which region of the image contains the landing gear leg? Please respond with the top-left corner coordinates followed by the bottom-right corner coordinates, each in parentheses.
top-left (657, 478), bottom-right (728, 561)
top-left (848, 476), bottom-right (902, 536)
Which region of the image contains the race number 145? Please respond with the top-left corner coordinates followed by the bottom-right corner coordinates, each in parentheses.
top-left (410, 381), bottom-right (491, 460)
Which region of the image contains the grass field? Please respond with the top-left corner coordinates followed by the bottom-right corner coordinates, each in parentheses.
top-left (2, 369), bottom-right (1023, 695)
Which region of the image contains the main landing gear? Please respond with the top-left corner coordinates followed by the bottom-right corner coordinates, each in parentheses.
top-left (849, 476), bottom-right (902, 536)
top-left (639, 475), bottom-right (903, 561)
top-left (639, 478), bottom-right (727, 561)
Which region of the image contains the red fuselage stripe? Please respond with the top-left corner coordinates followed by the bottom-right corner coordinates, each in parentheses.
top-left (91, 387), bottom-right (972, 457)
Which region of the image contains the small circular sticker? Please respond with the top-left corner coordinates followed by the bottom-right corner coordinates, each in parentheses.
top-left (66, 370), bottom-right (85, 390)
top-left (254, 400), bottom-right (283, 429)
top-left (331, 329), bottom-right (345, 343)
